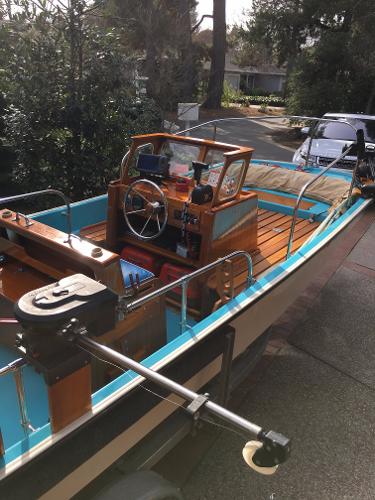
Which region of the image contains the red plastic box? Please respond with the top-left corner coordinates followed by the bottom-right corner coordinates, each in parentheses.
top-left (159, 262), bottom-right (201, 307)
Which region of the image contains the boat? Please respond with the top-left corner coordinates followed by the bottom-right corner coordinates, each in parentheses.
top-left (0, 115), bottom-right (374, 498)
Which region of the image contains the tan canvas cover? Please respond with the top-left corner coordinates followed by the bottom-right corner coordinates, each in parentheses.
top-left (244, 164), bottom-right (350, 205)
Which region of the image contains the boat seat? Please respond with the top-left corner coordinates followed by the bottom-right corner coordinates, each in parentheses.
top-left (120, 259), bottom-right (154, 289)
top-left (80, 221), bottom-right (107, 245)
top-left (244, 163), bottom-right (350, 205)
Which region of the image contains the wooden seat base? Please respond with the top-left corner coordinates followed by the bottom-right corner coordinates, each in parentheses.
top-left (80, 221), bottom-right (107, 245)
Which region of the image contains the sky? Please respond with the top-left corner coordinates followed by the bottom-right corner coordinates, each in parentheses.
top-left (196, 0), bottom-right (251, 28)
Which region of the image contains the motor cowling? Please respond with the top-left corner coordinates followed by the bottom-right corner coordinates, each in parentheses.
top-left (14, 274), bottom-right (117, 384)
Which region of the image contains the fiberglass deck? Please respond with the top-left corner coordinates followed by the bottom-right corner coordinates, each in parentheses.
top-left (80, 209), bottom-right (320, 279)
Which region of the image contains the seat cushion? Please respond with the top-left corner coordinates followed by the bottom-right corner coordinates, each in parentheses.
top-left (120, 259), bottom-right (154, 289)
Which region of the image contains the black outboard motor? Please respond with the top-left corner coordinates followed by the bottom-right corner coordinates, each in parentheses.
top-left (14, 274), bottom-right (117, 384)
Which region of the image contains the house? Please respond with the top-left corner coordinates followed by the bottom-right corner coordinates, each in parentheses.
top-left (205, 53), bottom-right (286, 94)
top-left (224, 54), bottom-right (286, 94)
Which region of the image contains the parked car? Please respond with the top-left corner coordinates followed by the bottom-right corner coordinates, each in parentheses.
top-left (293, 113), bottom-right (375, 169)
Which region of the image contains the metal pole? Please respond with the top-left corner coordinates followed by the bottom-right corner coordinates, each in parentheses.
top-left (77, 335), bottom-right (263, 438)
top-left (285, 144), bottom-right (354, 259)
top-left (126, 250), bottom-right (253, 313)
top-left (0, 357), bottom-right (27, 377)
top-left (180, 280), bottom-right (188, 334)
top-left (346, 129), bottom-right (367, 208)
top-left (0, 189), bottom-right (72, 241)
top-left (176, 115), bottom-right (358, 137)
top-left (0, 358), bottom-right (35, 435)
top-left (305, 121), bottom-right (318, 167)
top-left (13, 368), bottom-right (35, 435)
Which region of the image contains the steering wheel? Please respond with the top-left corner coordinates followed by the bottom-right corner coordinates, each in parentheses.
top-left (123, 179), bottom-right (168, 240)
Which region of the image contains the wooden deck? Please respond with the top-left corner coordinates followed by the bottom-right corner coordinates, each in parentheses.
top-left (80, 209), bottom-right (320, 279)
top-left (253, 208), bottom-right (319, 277)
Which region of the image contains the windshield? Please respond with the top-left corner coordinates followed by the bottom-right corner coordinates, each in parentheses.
top-left (315, 118), bottom-right (375, 142)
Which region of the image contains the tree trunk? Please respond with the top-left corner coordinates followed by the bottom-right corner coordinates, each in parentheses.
top-left (143, 4), bottom-right (160, 100)
top-left (202, 0), bottom-right (226, 109)
top-left (176, 0), bottom-right (195, 101)
top-left (365, 80), bottom-right (375, 114)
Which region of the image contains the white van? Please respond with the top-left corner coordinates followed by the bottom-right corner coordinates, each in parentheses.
top-left (293, 113), bottom-right (375, 169)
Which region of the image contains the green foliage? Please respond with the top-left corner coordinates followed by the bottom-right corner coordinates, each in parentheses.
top-left (229, 95), bottom-right (286, 107)
top-left (109, 0), bottom-right (201, 111)
top-left (240, 0), bottom-right (375, 116)
top-left (0, 1), bottom-right (161, 201)
top-left (221, 81), bottom-right (242, 107)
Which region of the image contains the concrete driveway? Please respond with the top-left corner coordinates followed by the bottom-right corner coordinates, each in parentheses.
top-left (184, 119), bottom-right (294, 162)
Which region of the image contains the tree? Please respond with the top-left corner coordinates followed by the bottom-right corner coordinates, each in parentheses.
top-left (108, 0), bottom-right (199, 110)
top-left (0, 0), bottom-right (161, 200)
top-left (239, 0), bottom-right (375, 115)
top-left (202, 0), bottom-right (226, 109)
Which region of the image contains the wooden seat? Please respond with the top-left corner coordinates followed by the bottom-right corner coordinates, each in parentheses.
top-left (208, 208), bottom-right (320, 298)
top-left (0, 209), bottom-right (125, 297)
top-left (80, 221), bottom-right (107, 245)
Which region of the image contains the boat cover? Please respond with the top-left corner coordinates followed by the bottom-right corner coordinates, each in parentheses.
top-left (244, 164), bottom-right (350, 205)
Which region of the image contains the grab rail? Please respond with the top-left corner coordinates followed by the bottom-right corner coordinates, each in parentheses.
top-left (0, 357), bottom-right (35, 435)
top-left (0, 189), bottom-right (72, 243)
top-left (176, 114), bottom-right (357, 139)
top-left (120, 142), bottom-right (153, 180)
top-left (125, 250), bottom-right (253, 333)
top-left (285, 144), bottom-right (355, 259)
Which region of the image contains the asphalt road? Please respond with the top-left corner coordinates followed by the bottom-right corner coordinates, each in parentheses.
top-left (185, 119), bottom-right (294, 162)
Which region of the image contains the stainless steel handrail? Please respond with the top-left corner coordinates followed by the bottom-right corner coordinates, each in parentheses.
top-left (0, 357), bottom-right (35, 435)
top-left (285, 144), bottom-right (354, 259)
top-left (126, 250), bottom-right (253, 333)
top-left (176, 114), bottom-right (357, 137)
top-left (0, 189), bottom-right (73, 242)
top-left (120, 142), bottom-right (154, 180)
top-left (0, 357), bottom-right (27, 376)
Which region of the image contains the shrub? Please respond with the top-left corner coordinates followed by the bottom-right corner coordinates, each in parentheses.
top-left (0, 6), bottom-right (162, 203)
top-left (221, 80), bottom-right (243, 107)
top-left (229, 95), bottom-right (286, 107)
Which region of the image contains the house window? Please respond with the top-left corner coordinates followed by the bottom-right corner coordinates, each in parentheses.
top-left (240, 74), bottom-right (254, 94)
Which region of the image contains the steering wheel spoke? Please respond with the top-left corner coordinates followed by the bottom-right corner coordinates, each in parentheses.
top-left (123, 179), bottom-right (168, 241)
top-left (156, 214), bottom-right (161, 232)
top-left (140, 215), bottom-right (152, 235)
top-left (126, 208), bottom-right (147, 215)
top-left (131, 188), bottom-right (150, 204)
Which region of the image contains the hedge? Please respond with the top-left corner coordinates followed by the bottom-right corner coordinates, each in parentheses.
top-left (231, 95), bottom-right (286, 107)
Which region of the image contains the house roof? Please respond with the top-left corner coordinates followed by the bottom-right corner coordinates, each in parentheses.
top-left (204, 54), bottom-right (286, 76)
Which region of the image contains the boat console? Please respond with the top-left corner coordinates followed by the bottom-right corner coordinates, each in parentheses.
top-left (104, 133), bottom-right (258, 269)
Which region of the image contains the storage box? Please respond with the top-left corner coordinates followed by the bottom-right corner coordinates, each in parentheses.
top-left (159, 262), bottom-right (201, 308)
